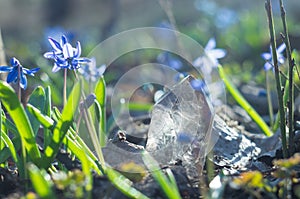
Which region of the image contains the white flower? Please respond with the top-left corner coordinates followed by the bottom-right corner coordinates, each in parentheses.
top-left (78, 57), bottom-right (106, 82)
top-left (261, 43), bottom-right (286, 71)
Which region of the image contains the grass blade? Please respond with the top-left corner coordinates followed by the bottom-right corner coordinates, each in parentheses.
top-left (217, 65), bottom-right (273, 136)
top-left (0, 81), bottom-right (41, 161)
top-left (142, 151), bottom-right (182, 199)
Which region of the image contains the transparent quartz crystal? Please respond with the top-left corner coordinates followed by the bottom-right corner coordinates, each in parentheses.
top-left (146, 76), bottom-right (215, 178)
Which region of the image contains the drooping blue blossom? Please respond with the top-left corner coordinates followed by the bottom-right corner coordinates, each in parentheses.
top-left (78, 57), bottom-right (106, 82)
top-left (194, 38), bottom-right (226, 68)
top-left (261, 43), bottom-right (286, 71)
top-left (0, 57), bottom-right (40, 89)
top-left (44, 35), bottom-right (91, 72)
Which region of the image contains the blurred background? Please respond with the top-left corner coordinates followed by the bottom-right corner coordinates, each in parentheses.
top-left (0, 0), bottom-right (300, 104)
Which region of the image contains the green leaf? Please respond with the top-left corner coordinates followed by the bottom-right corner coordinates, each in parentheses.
top-left (42, 82), bottom-right (81, 168)
top-left (0, 81), bottom-right (41, 161)
top-left (142, 151), bottom-right (182, 199)
top-left (0, 102), bottom-right (2, 150)
top-left (27, 104), bottom-right (54, 129)
top-left (44, 86), bottom-right (52, 148)
top-left (1, 130), bottom-right (18, 163)
top-left (95, 77), bottom-right (106, 146)
top-left (95, 76), bottom-right (106, 107)
top-left (26, 86), bottom-right (46, 135)
top-left (0, 136), bottom-right (20, 163)
top-left (44, 86), bottom-right (52, 117)
top-left (106, 167), bottom-right (150, 199)
top-left (28, 163), bottom-right (56, 199)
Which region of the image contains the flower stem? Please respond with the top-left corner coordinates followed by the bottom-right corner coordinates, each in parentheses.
top-left (266, 71), bottom-right (274, 128)
top-left (265, 0), bottom-right (288, 158)
top-left (17, 64), bottom-right (21, 102)
top-left (63, 68), bottom-right (67, 107)
top-left (279, 0), bottom-right (294, 156)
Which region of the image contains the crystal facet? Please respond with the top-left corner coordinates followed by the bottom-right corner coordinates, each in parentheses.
top-left (146, 76), bottom-right (215, 178)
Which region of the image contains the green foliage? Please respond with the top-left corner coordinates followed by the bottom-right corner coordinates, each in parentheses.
top-left (28, 163), bottom-right (56, 199)
top-left (95, 76), bottom-right (106, 146)
top-left (26, 86), bottom-right (46, 135)
top-left (0, 81), bottom-right (41, 163)
top-left (142, 151), bottom-right (182, 199)
top-left (27, 103), bottom-right (102, 176)
top-left (42, 81), bottom-right (81, 169)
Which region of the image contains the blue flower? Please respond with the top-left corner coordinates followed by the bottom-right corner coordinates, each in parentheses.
top-left (261, 43), bottom-right (286, 71)
top-left (157, 52), bottom-right (183, 70)
top-left (194, 38), bottom-right (226, 68)
top-left (78, 57), bottom-right (106, 82)
top-left (44, 35), bottom-right (91, 72)
top-left (0, 57), bottom-right (40, 89)
top-left (191, 79), bottom-right (206, 91)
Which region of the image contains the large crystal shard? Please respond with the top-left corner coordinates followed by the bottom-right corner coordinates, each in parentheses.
top-left (146, 76), bottom-right (215, 178)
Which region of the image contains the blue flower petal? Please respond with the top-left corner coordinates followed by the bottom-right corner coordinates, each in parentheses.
top-left (191, 79), bottom-right (206, 91)
top-left (205, 38), bottom-right (216, 51)
top-left (209, 49), bottom-right (226, 59)
top-left (23, 67), bottom-right (40, 76)
top-left (278, 56), bottom-right (285, 64)
top-left (74, 41), bottom-right (81, 58)
top-left (44, 51), bottom-right (56, 59)
top-left (264, 62), bottom-right (273, 71)
top-left (48, 37), bottom-right (62, 52)
top-left (52, 64), bottom-right (61, 72)
top-left (76, 57), bottom-right (91, 64)
top-left (10, 57), bottom-right (20, 67)
top-left (261, 52), bottom-right (272, 60)
top-left (0, 66), bottom-right (13, 73)
top-left (6, 67), bottom-right (18, 83)
top-left (63, 43), bottom-right (74, 59)
top-left (277, 43), bottom-right (286, 53)
top-left (169, 59), bottom-right (183, 70)
top-left (97, 64), bottom-right (106, 76)
top-left (20, 71), bottom-right (27, 89)
top-left (61, 35), bottom-right (68, 45)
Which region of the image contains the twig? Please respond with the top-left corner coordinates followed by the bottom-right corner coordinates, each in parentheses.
top-left (279, 0), bottom-right (294, 156)
top-left (265, 0), bottom-right (288, 158)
